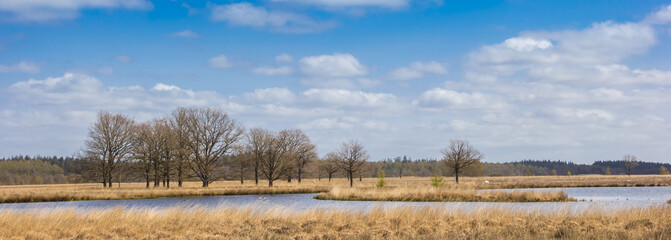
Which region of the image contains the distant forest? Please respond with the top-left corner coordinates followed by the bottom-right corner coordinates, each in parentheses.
top-left (0, 155), bottom-right (669, 185)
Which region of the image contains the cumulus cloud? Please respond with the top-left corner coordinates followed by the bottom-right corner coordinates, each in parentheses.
top-left (302, 88), bottom-right (395, 108)
top-left (270, 0), bottom-right (409, 8)
top-left (300, 53), bottom-right (367, 77)
top-left (0, 61), bottom-right (40, 74)
top-left (389, 61), bottom-right (448, 80)
top-left (208, 54), bottom-right (232, 69)
top-left (0, 0), bottom-right (152, 22)
top-left (244, 87), bottom-right (297, 103)
top-left (170, 30), bottom-right (200, 38)
top-left (415, 88), bottom-right (492, 109)
top-left (210, 2), bottom-right (336, 33)
top-left (253, 66), bottom-right (294, 76)
top-left (644, 5), bottom-right (671, 25)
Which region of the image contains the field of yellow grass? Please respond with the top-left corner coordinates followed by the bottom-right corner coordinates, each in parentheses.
top-left (1, 205), bottom-right (669, 239)
top-left (315, 186), bottom-right (573, 202)
top-left (0, 175), bottom-right (669, 203)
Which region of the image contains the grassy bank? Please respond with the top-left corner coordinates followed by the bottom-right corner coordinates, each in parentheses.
top-left (1, 175), bottom-right (669, 204)
top-left (315, 187), bottom-right (574, 202)
top-left (1, 205), bottom-right (669, 239)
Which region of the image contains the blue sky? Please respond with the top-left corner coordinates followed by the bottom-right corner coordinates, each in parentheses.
top-left (1, 0), bottom-right (670, 163)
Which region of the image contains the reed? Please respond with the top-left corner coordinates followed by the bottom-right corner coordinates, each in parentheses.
top-left (1, 175), bottom-right (669, 204)
top-left (0, 205), bottom-right (669, 239)
top-left (315, 186), bottom-right (574, 202)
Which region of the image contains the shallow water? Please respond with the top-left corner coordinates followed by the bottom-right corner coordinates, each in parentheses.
top-left (0, 186), bottom-right (669, 213)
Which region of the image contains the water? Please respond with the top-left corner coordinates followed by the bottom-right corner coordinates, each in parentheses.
top-left (0, 186), bottom-right (669, 213)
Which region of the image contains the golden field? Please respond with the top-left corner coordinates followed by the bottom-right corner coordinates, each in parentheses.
top-left (0, 205), bottom-right (669, 239)
top-left (0, 175), bottom-right (670, 203)
top-left (315, 186), bottom-right (573, 202)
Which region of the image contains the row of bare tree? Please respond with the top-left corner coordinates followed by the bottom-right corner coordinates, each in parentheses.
top-left (82, 107), bottom-right (371, 188)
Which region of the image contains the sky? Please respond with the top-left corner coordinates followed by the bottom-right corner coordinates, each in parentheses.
top-left (0, 0), bottom-right (670, 163)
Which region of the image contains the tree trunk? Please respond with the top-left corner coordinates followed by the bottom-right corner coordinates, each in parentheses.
top-left (254, 164), bottom-right (259, 185)
top-left (349, 171), bottom-right (353, 187)
top-left (103, 179), bottom-right (107, 188)
top-left (269, 179), bottom-right (273, 187)
top-left (455, 168), bottom-right (460, 184)
top-left (146, 175), bottom-right (150, 188)
top-left (328, 173), bottom-right (332, 182)
top-left (202, 180), bottom-right (209, 187)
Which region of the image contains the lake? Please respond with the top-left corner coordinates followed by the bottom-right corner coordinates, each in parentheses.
top-left (0, 186), bottom-right (669, 213)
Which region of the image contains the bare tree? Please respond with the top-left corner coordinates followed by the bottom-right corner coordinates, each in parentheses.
top-left (623, 154), bottom-right (639, 176)
top-left (246, 128), bottom-right (267, 185)
top-left (227, 146), bottom-right (251, 184)
top-left (292, 131), bottom-right (317, 183)
top-left (181, 107), bottom-right (245, 187)
top-left (170, 108), bottom-right (192, 187)
top-left (320, 153), bottom-right (340, 181)
top-left (334, 140), bottom-right (369, 187)
top-left (84, 111), bottom-right (135, 188)
top-left (442, 139), bottom-right (483, 184)
top-left (133, 122), bottom-right (160, 188)
top-left (155, 118), bottom-right (176, 188)
top-left (259, 129), bottom-right (302, 187)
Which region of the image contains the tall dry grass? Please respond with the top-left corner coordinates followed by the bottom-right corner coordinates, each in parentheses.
top-left (315, 186), bottom-right (574, 202)
top-left (1, 175), bottom-right (669, 204)
top-left (0, 205), bottom-right (669, 239)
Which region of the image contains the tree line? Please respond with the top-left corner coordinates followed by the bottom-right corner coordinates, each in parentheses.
top-left (81, 107), bottom-right (372, 188)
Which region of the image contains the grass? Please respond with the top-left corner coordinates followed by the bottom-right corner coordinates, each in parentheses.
top-left (315, 186), bottom-right (574, 202)
top-left (1, 175), bottom-right (669, 204)
top-left (0, 205), bottom-right (669, 239)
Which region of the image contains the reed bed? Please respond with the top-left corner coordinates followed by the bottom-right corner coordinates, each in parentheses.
top-left (315, 186), bottom-right (574, 202)
top-left (0, 205), bottom-right (669, 239)
top-left (0, 180), bottom-right (334, 204)
top-left (1, 175), bottom-right (669, 204)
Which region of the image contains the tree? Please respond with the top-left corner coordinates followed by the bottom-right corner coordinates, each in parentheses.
top-left (319, 153), bottom-right (340, 181)
top-left (551, 169), bottom-right (557, 176)
top-left (334, 140), bottom-right (369, 187)
top-left (133, 122), bottom-right (161, 188)
top-left (246, 128), bottom-right (267, 185)
top-left (292, 131), bottom-right (317, 183)
top-left (376, 170), bottom-right (386, 188)
top-left (660, 166), bottom-right (669, 175)
top-left (394, 156), bottom-right (407, 179)
top-left (258, 129), bottom-right (303, 187)
top-left (441, 139), bottom-right (483, 184)
top-left (623, 154), bottom-right (638, 176)
top-left (170, 108), bottom-right (192, 187)
top-left (181, 107), bottom-right (244, 187)
top-left (227, 147), bottom-right (251, 184)
top-left (605, 167), bottom-right (611, 175)
top-left (84, 111), bottom-right (135, 188)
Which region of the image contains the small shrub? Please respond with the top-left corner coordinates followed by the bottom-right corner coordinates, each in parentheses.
top-left (660, 166), bottom-right (670, 175)
top-left (567, 171), bottom-right (571, 177)
top-left (430, 173), bottom-right (443, 188)
top-left (376, 170), bottom-right (386, 188)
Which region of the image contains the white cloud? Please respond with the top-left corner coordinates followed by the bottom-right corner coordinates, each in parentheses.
top-left (298, 118), bottom-right (353, 130)
top-left (0, 61), bottom-right (40, 74)
top-left (0, 0), bottom-right (152, 22)
top-left (415, 88), bottom-right (491, 109)
top-left (389, 61), bottom-right (448, 80)
top-left (302, 88), bottom-right (395, 107)
top-left (170, 30), bottom-right (200, 38)
top-left (270, 0), bottom-right (409, 8)
top-left (644, 5), bottom-right (671, 25)
top-left (300, 53), bottom-right (367, 77)
top-left (114, 55), bottom-right (133, 63)
top-left (210, 3), bottom-right (336, 33)
top-left (244, 88), bottom-right (297, 103)
top-left (208, 54), bottom-right (232, 69)
top-left (253, 66), bottom-right (294, 76)
top-left (501, 37), bottom-right (553, 52)
top-left (275, 53), bottom-right (293, 62)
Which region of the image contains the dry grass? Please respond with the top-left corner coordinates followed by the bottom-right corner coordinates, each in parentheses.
top-left (0, 205), bottom-right (669, 239)
top-left (0, 180), bottom-right (333, 204)
top-left (1, 175), bottom-right (669, 204)
top-left (315, 186), bottom-right (574, 202)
